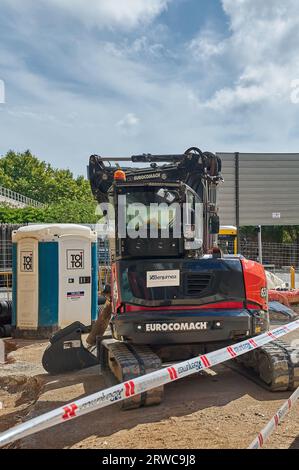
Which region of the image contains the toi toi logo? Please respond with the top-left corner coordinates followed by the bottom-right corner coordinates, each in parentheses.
top-left (0, 79), bottom-right (5, 104)
top-left (67, 250), bottom-right (84, 270)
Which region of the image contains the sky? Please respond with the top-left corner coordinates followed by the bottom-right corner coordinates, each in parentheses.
top-left (1, 0), bottom-right (299, 176)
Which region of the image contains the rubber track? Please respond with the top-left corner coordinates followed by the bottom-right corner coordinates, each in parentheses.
top-left (234, 339), bottom-right (299, 391)
top-left (127, 344), bottom-right (164, 407)
top-left (101, 341), bottom-right (163, 409)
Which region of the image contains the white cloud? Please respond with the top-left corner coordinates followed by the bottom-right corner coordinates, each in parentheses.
top-left (189, 0), bottom-right (299, 110)
top-left (188, 29), bottom-right (225, 60)
top-left (2, 0), bottom-right (170, 29)
top-left (291, 79), bottom-right (299, 104)
top-left (206, 84), bottom-right (267, 110)
top-left (2, 0), bottom-right (299, 173)
top-left (116, 113), bottom-right (140, 135)
top-left (0, 80), bottom-right (5, 104)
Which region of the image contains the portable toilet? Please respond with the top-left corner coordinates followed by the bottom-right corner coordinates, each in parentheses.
top-left (12, 224), bottom-right (98, 338)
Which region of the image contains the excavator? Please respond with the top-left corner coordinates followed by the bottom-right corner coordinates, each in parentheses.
top-left (42, 147), bottom-right (299, 409)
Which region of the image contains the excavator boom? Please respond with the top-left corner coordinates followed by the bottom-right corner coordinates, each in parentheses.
top-left (88, 147), bottom-right (222, 204)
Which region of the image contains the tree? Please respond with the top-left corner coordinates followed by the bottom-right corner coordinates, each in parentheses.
top-left (44, 200), bottom-right (98, 224)
top-left (0, 150), bottom-right (93, 204)
top-left (0, 201), bottom-right (98, 224)
top-left (0, 150), bottom-right (97, 223)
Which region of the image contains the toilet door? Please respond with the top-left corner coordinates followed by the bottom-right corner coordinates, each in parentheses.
top-left (59, 237), bottom-right (91, 328)
top-left (17, 238), bottom-right (39, 329)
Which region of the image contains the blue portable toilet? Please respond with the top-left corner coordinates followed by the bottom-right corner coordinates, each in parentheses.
top-left (12, 224), bottom-right (98, 338)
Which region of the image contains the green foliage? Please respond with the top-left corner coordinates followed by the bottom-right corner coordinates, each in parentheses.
top-left (0, 150), bottom-right (97, 223)
top-left (45, 199), bottom-right (98, 224)
top-left (0, 150), bottom-right (93, 204)
top-left (0, 200), bottom-right (98, 224)
top-left (240, 225), bottom-right (299, 243)
top-left (0, 205), bottom-right (45, 224)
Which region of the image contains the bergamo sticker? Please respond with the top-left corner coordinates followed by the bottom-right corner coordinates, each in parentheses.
top-left (146, 270), bottom-right (180, 288)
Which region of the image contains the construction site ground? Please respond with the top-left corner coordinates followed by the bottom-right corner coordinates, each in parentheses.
top-left (0, 321), bottom-right (298, 450)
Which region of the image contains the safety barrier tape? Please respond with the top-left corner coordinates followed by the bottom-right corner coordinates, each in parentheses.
top-left (0, 319), bottom-right (298, 448)
top-left (248, 386), bottom-right (299, 449)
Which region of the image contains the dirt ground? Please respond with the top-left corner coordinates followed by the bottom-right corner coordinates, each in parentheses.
top-left (0, 325), bottom-right (298, 450)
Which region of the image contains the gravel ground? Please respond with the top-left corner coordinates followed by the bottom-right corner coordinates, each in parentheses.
top-left (0, 324), bottom-right (298, 450)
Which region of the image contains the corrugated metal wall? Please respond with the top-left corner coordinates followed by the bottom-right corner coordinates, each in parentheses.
top-left (217, 153), bottom-right (236, 226)
top-left (217, 153), bottom-right (299, 226)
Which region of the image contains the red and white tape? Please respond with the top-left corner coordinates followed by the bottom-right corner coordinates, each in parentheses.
top-left (0, 319), bottom-right (298, 448)
top-left (248, 386), bottom-right (299, 449)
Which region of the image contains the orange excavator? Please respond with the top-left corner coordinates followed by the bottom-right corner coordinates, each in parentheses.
top-left (42, 147), bottom-right (299, 408)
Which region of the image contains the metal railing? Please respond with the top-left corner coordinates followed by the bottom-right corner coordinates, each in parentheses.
top-left (0, 185), bottom-right (44, 208)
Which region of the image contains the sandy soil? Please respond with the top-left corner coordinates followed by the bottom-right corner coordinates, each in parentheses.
top-left (0, 326), bottom-right (298, 450)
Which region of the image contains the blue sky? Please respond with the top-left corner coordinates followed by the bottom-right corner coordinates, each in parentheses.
top-left (1, 0), bottom-right (299, 175)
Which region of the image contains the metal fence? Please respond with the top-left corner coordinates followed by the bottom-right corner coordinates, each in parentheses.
top-left (98, 238), bottom-right (111, 290)
top-left (0, 225), bottom-right (23, 297)
top-left (240, 241), bottom-right (299, 269)
top-left (0, 240), bottom-right (13, 295)
top-left (1, 223), bottom-right (299, 291)
top-left (218, 238), bottom-right (299, 270)
top-left (98, 238), bottom-right (110, 266)
top-left (0, 224), bottom-right (24, 269)
top-left (0, 240), bottom-right (12, 271)
top-left (0, 185), bottom-right (44, 208)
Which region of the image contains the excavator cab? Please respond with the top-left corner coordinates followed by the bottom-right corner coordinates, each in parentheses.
top-left (106, 180), bottom-right (204, 260)
top-left (90, 147), bottom-right (222, 260)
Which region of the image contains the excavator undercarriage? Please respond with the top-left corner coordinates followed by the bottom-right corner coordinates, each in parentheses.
top-left (42, 319), bottom-right (299, 409)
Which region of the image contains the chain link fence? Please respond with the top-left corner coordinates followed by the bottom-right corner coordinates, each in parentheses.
top-left (218, 238), bottom-right (299, 286)
top-left (219, 238), bottom-right (299, 267)
top-left (240, 241), bottom-right (299, 269)
top-left (0, 240), bottom-right (12, 271)
top-left (1, 224), bottom-right (299, 292)
top-left (240, 240), bottom-right (299, 287)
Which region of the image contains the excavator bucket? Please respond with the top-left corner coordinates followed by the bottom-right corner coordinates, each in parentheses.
top-left (42, 321), bottom-right (99, 375)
